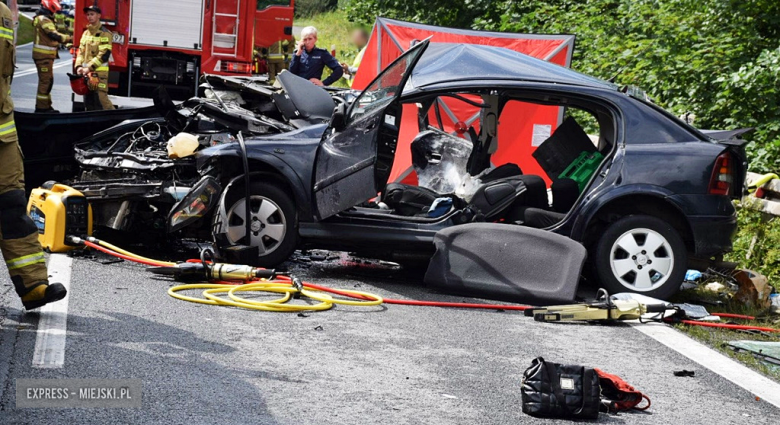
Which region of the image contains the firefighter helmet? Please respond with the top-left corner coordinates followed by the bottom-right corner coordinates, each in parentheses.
top-left (67, 73), bottom-right (89, 95)
top-left (41, 0), bottom-right (63, 13)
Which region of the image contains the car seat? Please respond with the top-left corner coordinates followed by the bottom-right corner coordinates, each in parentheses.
top-left (520, 178), bottom-right (580, 228)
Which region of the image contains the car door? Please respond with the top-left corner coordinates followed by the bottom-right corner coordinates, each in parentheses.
top-left (312, 40), bottom-right (430, 220)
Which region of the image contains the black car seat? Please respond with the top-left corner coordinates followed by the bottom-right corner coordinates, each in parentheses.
top-left (521, 178), bottom-right (579, 228)
top-left (273, 71), bottom-right (336, 127)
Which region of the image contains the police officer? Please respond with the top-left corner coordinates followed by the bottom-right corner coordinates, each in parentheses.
top-left (1, 1), bottom-right (67, 310)
top-left (75, 5), bottom-right (113, 110)
top-left (33, 0), bottom-right (71, 113)
top-left (289, 26), bottom-right (343, 86)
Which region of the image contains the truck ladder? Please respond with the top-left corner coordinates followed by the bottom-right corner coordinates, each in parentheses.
top-left (212, 0), bottom-right (241, 57)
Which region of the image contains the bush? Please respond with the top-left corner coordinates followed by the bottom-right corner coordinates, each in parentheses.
top-left (295, 0), bottom-right (339, 18)
top-left (727, 208), bottom-right (780, 290)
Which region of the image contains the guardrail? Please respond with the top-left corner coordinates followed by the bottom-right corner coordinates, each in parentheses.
top-left (744, 172), bottom-right (780, 216)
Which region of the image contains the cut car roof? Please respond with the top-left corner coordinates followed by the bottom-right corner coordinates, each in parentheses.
top-left (405, 43), bottom-right (618, 93)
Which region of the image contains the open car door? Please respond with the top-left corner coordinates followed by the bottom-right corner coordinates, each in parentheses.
top-left (312, 40), bottom-right (430, 220)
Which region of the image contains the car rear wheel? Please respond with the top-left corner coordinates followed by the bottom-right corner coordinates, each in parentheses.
top-left (594, 215), bottom-right (686, 300)
top-left (217, 182), bottom-right (298, 267)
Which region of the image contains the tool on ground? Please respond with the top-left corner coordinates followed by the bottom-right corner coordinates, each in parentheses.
top-left (27, 184), bottom-right (92, 252)
top-left (149, 259), bottom-right (278, 282)
top-left (525, 289), bottom-right (668, 322)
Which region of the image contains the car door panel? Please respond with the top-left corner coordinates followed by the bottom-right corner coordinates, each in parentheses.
top-left (312, 41), bottom-right (429, 221)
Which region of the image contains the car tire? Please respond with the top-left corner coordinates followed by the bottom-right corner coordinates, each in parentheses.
top-left (594, 215), bottom-right (686, 300)
top-left (216, 182), bottom-right (298, 268)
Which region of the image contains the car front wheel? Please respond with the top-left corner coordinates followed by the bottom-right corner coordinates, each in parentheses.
top-left (216, 182), bottom-right (298, 267)
top-left (594, 215), bottom-right (686, 300)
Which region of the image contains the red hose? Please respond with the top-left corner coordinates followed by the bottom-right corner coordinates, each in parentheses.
top-left (712, 313), bottom-right (756, 321)
top-left (83, 240), bottom-right (170, 267)
top-left (671, 319), bottom-right (780, 333)
top-left (83, 242), bottom-right (778, 323)
top-left (281, 276), bottom-right (532, 311)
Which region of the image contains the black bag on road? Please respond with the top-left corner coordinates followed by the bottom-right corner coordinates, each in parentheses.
top-left (521, 357), bottom-right (601, 419)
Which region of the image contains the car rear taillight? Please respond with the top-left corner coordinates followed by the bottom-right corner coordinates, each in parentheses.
top-left (221, 61), bottom-right (253, 74)
top-left (708, 153), bottom-right (734, 196)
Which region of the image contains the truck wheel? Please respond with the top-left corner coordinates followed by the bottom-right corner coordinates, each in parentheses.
top-left (594, 215), bottom-right (686, 300)
top-left (217, 182), bottom-right (298, 267)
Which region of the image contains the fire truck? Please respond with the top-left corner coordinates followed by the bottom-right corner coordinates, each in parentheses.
top-left (73, 1), bottom-right (294, 100)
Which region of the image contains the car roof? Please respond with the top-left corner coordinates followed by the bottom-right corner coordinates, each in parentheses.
top-left (404, 43), bottom-right (619, 93)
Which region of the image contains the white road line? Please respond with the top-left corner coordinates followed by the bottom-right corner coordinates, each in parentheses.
top-left (32, 254), bottom-right (73, 369)
top-left (14, 60), bottom-right (71, 78)
top-left (632, 322), bottom-right (780, 409)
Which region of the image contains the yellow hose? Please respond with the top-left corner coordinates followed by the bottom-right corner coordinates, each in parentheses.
top-left (748, 173), bottom-right (779, 192)
top-left (89, 236), bottom-right (384, 313)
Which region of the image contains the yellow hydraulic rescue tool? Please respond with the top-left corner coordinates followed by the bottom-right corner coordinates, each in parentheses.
top-left (525, 290), bottom-right (668, 322)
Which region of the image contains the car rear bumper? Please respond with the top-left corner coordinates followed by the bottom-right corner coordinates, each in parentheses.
top-left (687, 214), bottom-right (737, 258)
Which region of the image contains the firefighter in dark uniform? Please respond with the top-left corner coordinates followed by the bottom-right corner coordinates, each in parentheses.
top-left (33, 0), bottom-right (71, 113)
top-left (75, 5), bottom-right (113, 110)
top-left (0, 1), bottom-right (67, 310)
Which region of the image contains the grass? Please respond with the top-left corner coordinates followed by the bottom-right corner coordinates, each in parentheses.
top-left (675, 323), bottom-right (780, 382)
top-left (16, 14), bottom-right (34, 46)
top-left (296, 10), bottom-right (368, 88)
top-left (671, 282), bottom-right (780, 382)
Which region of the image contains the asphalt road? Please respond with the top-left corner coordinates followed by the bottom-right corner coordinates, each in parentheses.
top-left (11, 42), bottom-right (153, 112)
top-left (1, 248), bottom-right (779, 424)
top-left (11, 42), bottom-right (74, 112)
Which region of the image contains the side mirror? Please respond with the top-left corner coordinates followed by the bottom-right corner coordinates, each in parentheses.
top-left (331, 102), bottom-right (347, 132)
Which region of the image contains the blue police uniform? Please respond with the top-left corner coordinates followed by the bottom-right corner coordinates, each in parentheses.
top-left (289, 46), bottom-right (344, 86)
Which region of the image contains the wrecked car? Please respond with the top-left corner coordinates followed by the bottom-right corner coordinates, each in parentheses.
top-left (38, 41), bottom-right (749, 299)
top-left (21, 73), bottom-right (344, 246)
top-left (196, 41), bottom-right (749, 299)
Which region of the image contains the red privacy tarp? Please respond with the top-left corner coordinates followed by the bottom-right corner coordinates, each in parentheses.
top-left (352, 18), bottom-right (576, 186)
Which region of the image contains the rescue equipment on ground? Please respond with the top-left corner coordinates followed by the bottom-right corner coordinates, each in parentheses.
top-left (525, 289), bottom-right (668, 322)
top-left (521, 357), bottom-right (601, 419)
top-left (67, 72), bottom-right (89, 95)
top-left (521, 357), bottom-right (651, 419)
top-left (27, 184), bottom-right (92, 253)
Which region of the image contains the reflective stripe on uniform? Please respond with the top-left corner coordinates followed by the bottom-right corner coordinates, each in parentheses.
top-left (0, 121), bottom-right (16, 136)
top-left (0, 26), bottom-right (13, 40)
top-left (6, 252), bottom-right (46, 271)
top-left (33, 44), bottom-right (58, 56)
top-left (98, 83), bottom-right (107, 89)
top-left (37, 94), bottom-right (51, 100)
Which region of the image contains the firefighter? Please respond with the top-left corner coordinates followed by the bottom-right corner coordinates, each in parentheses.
top-left (54, 7), bottom-right (66, 35)
top-left (33, 0), bottom-right (71, 113)
top-left (65, 9), bottom-right (74, 36)
top-left (75, 6), bottom-right (113, 111)
top-left (266, 36), bottom-right (294, 82)
top-left (0, 1), bottom-right (68, 310)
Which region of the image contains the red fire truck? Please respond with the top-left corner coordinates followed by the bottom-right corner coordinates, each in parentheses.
top-left (73, 1), bottom-right (294, 100)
